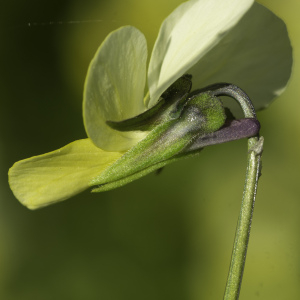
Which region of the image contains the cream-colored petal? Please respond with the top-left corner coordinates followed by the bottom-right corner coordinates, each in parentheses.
top-left (84, 26), bottom-right (148, 152)
top-left (147, 0), bottom-right (254, 107)
top-left (189, 2), bottom-right (293, 112)
top-left (8, 139), bottom-right (123, 209)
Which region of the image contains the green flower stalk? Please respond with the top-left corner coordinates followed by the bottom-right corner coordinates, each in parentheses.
top-left (8, 0), bottom-right (292, 210)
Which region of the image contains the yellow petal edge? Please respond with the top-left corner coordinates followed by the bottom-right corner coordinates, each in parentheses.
top-left (8, 139), bottom-right (123, 210)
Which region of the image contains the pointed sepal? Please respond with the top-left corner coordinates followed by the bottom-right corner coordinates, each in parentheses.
top-left (106, 74), bottom-right (192, 132)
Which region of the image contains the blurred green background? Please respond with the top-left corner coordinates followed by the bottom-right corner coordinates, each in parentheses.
top-left (1, 0), bottom-right (299, 299)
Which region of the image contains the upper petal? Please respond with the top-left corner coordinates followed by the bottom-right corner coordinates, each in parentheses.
top-left (8, 139), bottom-right (123, 209)
top-left (188, 2), bottom-right (293, 111)
top-left (147, 0), bottom-right (254, 107)
top-left (84, 26), bottom-right (148, 152)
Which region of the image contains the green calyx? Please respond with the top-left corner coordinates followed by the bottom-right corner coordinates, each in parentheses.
top-left (91, 76), bottom-right (226, 191)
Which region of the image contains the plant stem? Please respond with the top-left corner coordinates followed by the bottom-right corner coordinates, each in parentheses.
top-left (223, 135), bottom-right (264, 300)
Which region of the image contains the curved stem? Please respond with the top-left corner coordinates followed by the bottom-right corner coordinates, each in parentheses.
top-left (223, 135), bottom-right (264, 300)
top-left (211, 83), bottom-right (257, 119)
top-left (203, 84), bottom-right (263, 299)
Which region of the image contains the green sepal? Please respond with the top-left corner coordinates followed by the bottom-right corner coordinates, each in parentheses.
top-left (91, 90), bottom-right (226, 188)
top-left (106, 74), bottom-right (192, 132)
top-left (92, 150), bottom-right (201, 192)
top-left (93, 117), bottom-right (260, 194)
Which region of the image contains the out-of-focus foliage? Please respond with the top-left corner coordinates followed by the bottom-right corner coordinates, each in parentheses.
top-left (1, 0), bottom-right (299, 299)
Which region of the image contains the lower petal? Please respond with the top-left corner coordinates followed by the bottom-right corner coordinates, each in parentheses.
top-left (8, 139), bottom-right (123, 209)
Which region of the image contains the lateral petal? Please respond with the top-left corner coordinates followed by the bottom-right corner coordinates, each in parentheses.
top-left (84, 26), bottom-right (148, 151)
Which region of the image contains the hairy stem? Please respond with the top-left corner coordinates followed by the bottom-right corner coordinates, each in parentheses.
top-left (224, 136), bottom-right (264, 300)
